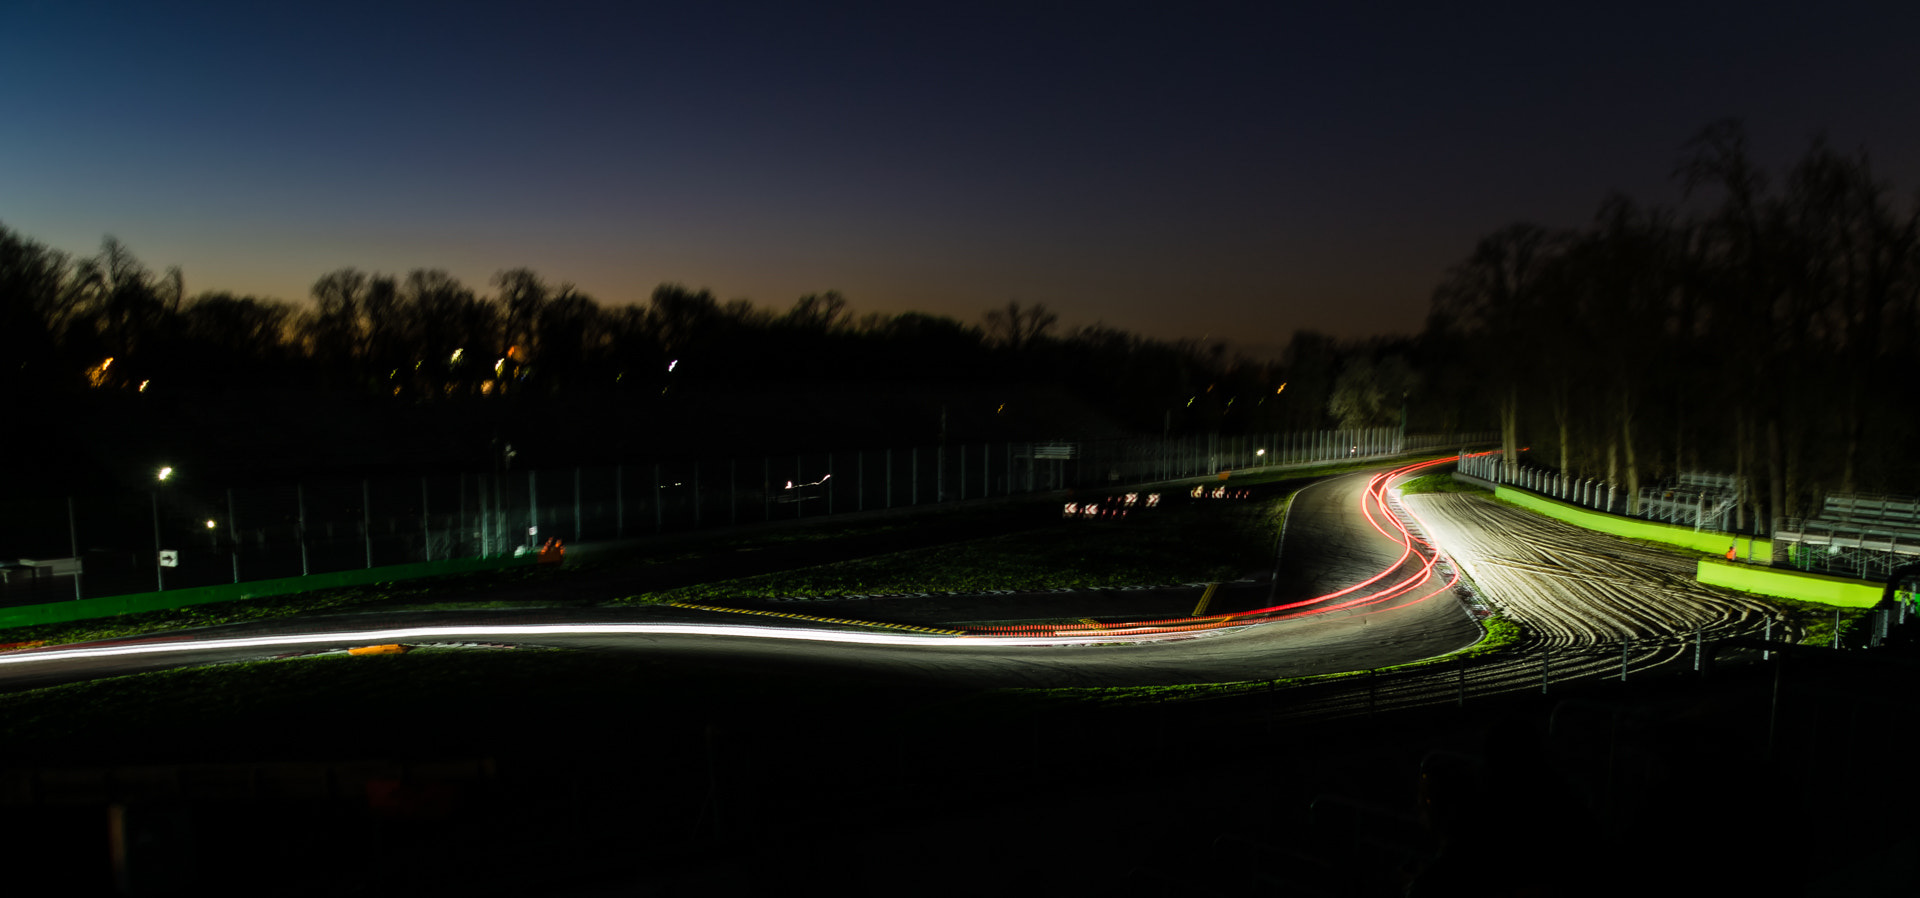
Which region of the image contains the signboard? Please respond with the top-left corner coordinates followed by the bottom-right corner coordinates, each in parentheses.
top-left (157, 550), bottom-right (179, 568)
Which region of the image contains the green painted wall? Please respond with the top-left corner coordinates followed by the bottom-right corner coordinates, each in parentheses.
top-left (1488, 483), bottom-right (1885, 607)
top-left (1493, 486), bottom-right (1773, 558)
top-left (0, 555), bottom-right (536, 630)
top-left (1697, 559), bottom-right (1884, 608)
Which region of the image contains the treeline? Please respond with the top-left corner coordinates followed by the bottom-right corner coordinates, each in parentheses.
top-left (14, 122), bottom-right (1903, 515)
top-left (4, 226), bottom-right (1408, 489)
top-left (1426, 120), bottom-right (1920, 522)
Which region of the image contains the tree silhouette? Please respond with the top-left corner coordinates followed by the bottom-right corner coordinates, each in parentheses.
top-left (1430, 223), bottom-right (1566, 479)
top-left (983, 300), bottom-right (1058, 352)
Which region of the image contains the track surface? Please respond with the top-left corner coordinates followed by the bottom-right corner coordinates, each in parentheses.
top-left (0, 459), bottom-right (1787, 698)
top-left (0, 463), bottom-right (1484, 691)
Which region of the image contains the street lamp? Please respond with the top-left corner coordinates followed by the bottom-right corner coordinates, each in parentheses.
top-left (152, 466), bottom-right (175, 590)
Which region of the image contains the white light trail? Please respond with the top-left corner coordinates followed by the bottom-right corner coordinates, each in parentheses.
top-left (0, 620), bottom-right (1250, 669)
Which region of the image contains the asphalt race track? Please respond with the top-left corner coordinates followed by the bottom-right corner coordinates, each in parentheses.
top-left (0, 461), bottom-right (1487, 692)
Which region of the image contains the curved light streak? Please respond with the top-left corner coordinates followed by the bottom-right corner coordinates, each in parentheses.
top-left (1, 453), bottom-right (1504, 671)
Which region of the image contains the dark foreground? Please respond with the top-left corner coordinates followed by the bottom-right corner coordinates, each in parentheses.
top-left (2, 639), bottom-right (1914, 897)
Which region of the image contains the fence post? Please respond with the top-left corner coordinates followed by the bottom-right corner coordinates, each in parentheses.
top-left (477, 476), bottom-right (489, 559)
top-left (858, 451), bottom-right (864, 512)
top-left (151, 490), bottom-right (165, 591)
top-left (574, 467), bottom-right (582, 543)
top-left (886, 449), bottom-right (893, 509)
top-left (1621, 639), bottom-right (1630, 681)
top-left (68, 496), bottom-right (83, 600)
top-left (912, 447), bottom-right (918, 506)
top-left (827, 453), bottom-right (834, 515)
top-left (528, 471), bottom-right (538, 552)
top-left (1541, 648), bottom-right (1550, 694)
top-left (959, 445), bottom-right (966, 502)
top-left (730, 459), bottom-right (738, 526)
top-left (421, 477), bottom-right (431, 562)
top-left (615, 465), bottom-right (625, 539)
top-left (228, 488), bottom-right (241, 583)
top-left (364, 479), bottom-right (374, 568)
top-left (297, 483), bottom-right (310, 575)
top-left (1457, 655), bottom-right (1467, 708)
top-left (693, 462), bottom-right (702, 529)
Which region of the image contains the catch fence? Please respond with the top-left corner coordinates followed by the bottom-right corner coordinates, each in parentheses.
top-left (1, 427), bottom-right (1490, 605)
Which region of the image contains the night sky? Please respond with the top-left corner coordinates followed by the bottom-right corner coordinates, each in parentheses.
top-left (4, 1), bottom-right (1917, 357)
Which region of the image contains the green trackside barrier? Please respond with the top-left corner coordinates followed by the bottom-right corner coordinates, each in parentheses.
top-left (1487, 483), bottom-right (1883, 607)
top-left (1697, 558), bottom-right (1883, 608)
top-left (1493, 486), bottom-right (1773, 559)
top-left (0, 555), bottom-right (537, 630)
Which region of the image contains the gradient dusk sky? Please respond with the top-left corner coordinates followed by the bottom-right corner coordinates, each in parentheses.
top-left (4, 1), bottom-right (1917, 357)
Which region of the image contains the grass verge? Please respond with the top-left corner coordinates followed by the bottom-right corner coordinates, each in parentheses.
top-left (1398, 472), bottom-right (1492, 495)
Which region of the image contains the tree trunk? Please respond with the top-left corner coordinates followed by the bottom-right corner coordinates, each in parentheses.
top-left (1767, 416), bottom-right (1786, 558)
top-left (1553, 380), bottom-right (1571, 477)
top-left (1673, 394), bottom-right (1685, 479)
top-left (1501, 383), bottom-right (1520, 481)
top-left (1606, 439), bottom-right (1619, 513)
top-left (1840, 388), bottom-right (1859, 496)
top-left (1733, 407), bottom-right (1747, 532)
top-left (1621, 390), bottom-right (1641, 514)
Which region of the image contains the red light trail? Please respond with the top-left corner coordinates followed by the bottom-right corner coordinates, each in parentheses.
top-left (964, 453), bottom-right (1498, 640)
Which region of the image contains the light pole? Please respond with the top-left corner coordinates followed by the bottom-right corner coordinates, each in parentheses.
top-left (152, 466), bottom-right (173, 591)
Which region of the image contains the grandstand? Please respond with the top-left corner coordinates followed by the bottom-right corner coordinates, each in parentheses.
top-left (1774, 492), bottom-right (1920, 581)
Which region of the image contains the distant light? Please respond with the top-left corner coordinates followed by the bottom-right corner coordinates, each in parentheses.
top-left (1277, 383), bottom-right (1287, 394)
top-left (205, 519), bottom-right (216, 529)
top-left (495, 359), bottom-right (505, 376)
top-left (139, 380), bottom-right (150, 392)
top-left (87, 357), bottom-right (116, 388)
top-left (389, 369), bottom-right (398, 379)
top-left (1186, 397), bottom-right (1194, 407)
top-left (451, 348), bottom-right (464, 363)
top-left (157, 467), bottom-right (173, 482)
top-left (668, 360), bottom-right (678, 372)
top-left (1256, 448), bottom-right (1267, 456)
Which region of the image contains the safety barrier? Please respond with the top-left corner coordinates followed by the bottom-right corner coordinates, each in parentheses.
top-left (1696, 559), bottom-right (1883, 608)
